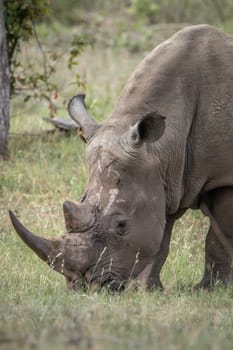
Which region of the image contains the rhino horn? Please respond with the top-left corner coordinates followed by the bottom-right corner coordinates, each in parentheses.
top-left (68, 94), bottom-right (99, 142)
top-left (63, 201), bottom-right (95, 233)
top-left (9, 211), bottom-right (53, 262)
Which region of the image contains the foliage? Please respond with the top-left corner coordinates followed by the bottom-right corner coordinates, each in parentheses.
top-left (68, 33), bottom-right (94, 69)
top-left (4, 0), bottom-right (93, 116)
top-left (130, 0), bottom-right (158, 23)
top-left (129, 0), bottom-right (233, 25)
top-left (13, 32), bottom-right (93, 117)
top-left (49, 0), bottom-right (124, 25)
top-left (4, 0), bottom-right (49, 96)
top-left (4, 0), bottom-right (233, 115)
top-left (48, 0), bottom-right (233, 27)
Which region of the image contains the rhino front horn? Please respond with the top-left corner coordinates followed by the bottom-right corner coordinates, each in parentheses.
top-left (9, 211), bottom-right (52, 262)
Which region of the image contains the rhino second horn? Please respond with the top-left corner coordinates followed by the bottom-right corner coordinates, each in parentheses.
top-left (68, 94), bottom-right (99, 141)
top-left (63, 201), bottom-right (95, 232)
top-left (9, 211), bottom-right (52, 262)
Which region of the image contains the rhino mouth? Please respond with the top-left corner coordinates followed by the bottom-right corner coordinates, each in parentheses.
top-left (69, 271), bottom-right (126, 293)
top-left (83, 267), bottom-right (127, 292)
top-left (100, 277), bottom-right (126, 292)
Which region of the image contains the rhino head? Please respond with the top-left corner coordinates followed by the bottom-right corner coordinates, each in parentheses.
top-left (10, 94), bottom-right (166, 292)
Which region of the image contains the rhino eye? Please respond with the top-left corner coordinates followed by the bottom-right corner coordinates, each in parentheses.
top-left (116, 220), bottom-right (127, 235)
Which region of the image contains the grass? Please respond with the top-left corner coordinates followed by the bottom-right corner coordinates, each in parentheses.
top-left (1, 23), bottom-right (233, 350)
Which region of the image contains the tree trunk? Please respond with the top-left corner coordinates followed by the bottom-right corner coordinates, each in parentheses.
top-left (0, 0), bottom-right (10, 159)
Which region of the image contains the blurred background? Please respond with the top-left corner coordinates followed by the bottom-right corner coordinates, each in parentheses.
top-left (8, 0), bottom-right (233, 129)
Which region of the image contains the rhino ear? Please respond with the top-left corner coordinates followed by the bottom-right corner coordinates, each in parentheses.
top-left (129, 112), bottom-right (166, 145)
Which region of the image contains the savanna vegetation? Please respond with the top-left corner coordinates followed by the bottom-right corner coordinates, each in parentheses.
top-left (1, 1), bottom-right (233, 349)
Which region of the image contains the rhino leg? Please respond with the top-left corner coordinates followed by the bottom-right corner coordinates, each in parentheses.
top-left (145, 211), bottom-right (185, 290)
top-left (197, 187), bottom-right (233, 290)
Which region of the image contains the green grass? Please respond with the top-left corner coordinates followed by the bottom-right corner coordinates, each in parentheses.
top-left (1, 24), bottom-right (233, 350)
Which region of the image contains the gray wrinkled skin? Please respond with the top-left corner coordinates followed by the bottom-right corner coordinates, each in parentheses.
top-left (10, 25), bottom-right (233, 291)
